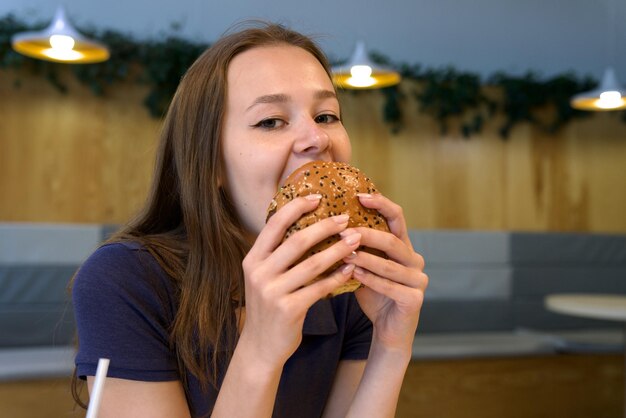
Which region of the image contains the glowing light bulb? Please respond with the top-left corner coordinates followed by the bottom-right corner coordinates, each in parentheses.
top-left (42, 34), bottom-right (83, 61)
top-left (596, 90), bottom-right (624, 109)
top-left (351, 65), bottom-right (372, 79)
top-left (347, 65), bottom-right (376, 88)
top-left (50, 34), bottom-right (75, 50)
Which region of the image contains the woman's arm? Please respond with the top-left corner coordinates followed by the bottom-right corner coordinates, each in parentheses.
top-left (344, 339), bottom-right (412, 418)
top-left (321, 345), bottom-right (410, 418)
top-left (212, 195), bottom-right (361, 417)
top-left (74, 243), bottom-right (193, 418)
top-left (338, 193), bottom-right (428, 417)
top-left (322, 360), bottom-right (366, 418)
top-left (210, 335), bottom-right (284, 418)
top-left (86, 377), bottom-right (191, 418)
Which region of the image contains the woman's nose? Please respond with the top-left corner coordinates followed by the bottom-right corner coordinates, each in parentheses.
top-left (293, 119), bottom-right (331, 155)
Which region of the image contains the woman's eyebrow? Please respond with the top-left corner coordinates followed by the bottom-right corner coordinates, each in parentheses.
top-left (246, 93), bottom-right (290, 111)
top-left (315, 90), bottom-right (337, 100)
top-left (246, 90), bottom-right (337, 111)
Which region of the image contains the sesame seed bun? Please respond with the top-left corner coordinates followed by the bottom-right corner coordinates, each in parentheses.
top-left (266, 161), bottom-right (389, 297)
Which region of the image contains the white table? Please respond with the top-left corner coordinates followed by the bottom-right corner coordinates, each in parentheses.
top-left (546, 294), bottom-right (626, 322)
top-left (545, 293), bottom-right (626, 417)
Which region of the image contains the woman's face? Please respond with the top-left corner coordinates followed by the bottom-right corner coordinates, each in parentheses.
top-left (222, 44), bottom-right (351, 240)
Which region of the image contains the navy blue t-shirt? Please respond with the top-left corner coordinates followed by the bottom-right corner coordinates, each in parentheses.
top-left (73, 242), bottom-right (372, 417)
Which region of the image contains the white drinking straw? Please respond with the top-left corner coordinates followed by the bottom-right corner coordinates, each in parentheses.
top-left (86, 358), bottom-right (110, 418)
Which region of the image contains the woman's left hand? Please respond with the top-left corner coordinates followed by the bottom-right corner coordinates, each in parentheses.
top-left (345, 193), bottom-right (428, 353)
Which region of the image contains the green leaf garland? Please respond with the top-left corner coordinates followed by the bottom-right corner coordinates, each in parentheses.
top-left (2, 14), bottom-right (624, 137)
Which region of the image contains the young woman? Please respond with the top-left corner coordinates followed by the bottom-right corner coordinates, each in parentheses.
top-left (72, 22), bottom-right (428, 418)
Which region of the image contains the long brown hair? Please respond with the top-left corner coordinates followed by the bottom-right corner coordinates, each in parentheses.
top-left (72, 22), bottom-right (334, 405)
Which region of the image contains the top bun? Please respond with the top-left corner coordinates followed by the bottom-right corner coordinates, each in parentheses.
top-left (266, 160), bottom-right (389, 297)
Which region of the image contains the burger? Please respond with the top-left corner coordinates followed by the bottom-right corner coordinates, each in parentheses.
top-left (266, 160), bottom-right (389, 297)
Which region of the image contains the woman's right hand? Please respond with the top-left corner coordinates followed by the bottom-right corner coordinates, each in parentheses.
top-left (238, 194), bottom-right (361, 369)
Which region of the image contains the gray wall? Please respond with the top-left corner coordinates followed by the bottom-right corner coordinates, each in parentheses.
top-left (411, 230), bottom-right (626, 334)
top-left (3, 0), bottom-right (626, 80)
top-left (2, 223), bottom-right (625, 348)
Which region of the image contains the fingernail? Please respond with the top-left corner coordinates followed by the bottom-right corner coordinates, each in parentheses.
top-left (343, 232), bottom-right (361, 246)
top-left (339, 229), bottom-right (355, 238)
top-left (342, 263), bottom-right (355, 275)
top-left (305, 194), bottom-right (322, 201)
top-left (332, 214), bottom-right (349, 224)
top-left (345, 251), bottom-right (357, 260)
top-left (357, 193), bottom-right (373, 199)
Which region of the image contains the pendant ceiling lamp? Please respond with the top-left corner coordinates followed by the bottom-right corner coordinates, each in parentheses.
top-left (570, 67), bottom-right (626, 111)
top-left (570, 0), bottom-right (626, 111)
top-left (11, 6), bottom-right (109, 64)
top-left (332, 41), bottom-right (401, 89)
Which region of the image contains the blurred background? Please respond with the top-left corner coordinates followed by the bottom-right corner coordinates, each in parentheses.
top-left (1, 0), bottom-right (625, 417)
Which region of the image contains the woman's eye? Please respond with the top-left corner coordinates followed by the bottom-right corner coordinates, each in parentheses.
top-left (254, 118), bottom-right (285, 129)
top-left (315, 114), bottom-right (340, 124)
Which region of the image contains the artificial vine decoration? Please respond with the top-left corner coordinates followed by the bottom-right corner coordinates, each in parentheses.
top-left (0, 14), bottom-right (207, 117)
top-left (487, 72), bottom-right (598, 138)
top-left (1, 14), bottom-right (624, 138)
top-left (405, 65), bottom-right (497, 138)
top-left (381, 61), bottom-right (612, 138)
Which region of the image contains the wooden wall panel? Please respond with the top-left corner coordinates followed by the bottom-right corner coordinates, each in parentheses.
top-left (397, 354), bottom-right (622, 418)
top-left (1, 70), bottom-right (625, 231)
top-left (0, 354), bottom-right (620, 417)
top-left (343, 85), bottom-right (626, 232)
top-left (0, 70), bottom-right (160, 224)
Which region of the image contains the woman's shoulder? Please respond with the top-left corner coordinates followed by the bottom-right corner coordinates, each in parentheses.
top-left (73, 240), bottom-right (180, 381)
top-left (73, 240), bottom-right (173, 299)
top-left (77, 241), bottom-right (153, 277)
top-left (88, 240), bottom-right (149, 260)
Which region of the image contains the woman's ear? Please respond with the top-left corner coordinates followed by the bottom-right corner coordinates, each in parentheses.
top-left (216, 168), bottom-right (224, 188)
top-left (215, 159), bottom-right (224, 188)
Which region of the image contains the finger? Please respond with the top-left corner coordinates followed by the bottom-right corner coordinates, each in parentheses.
top-left (347, 250), bottom-right (428, 289)
top-left (266, 214), bottom-right (351, 273)
top-left (250, 194), bottom-right (323, 258)
top-left (353, 266), bottom-right (427, 307)
top-left (276, 232), bottom-right (362, 293)
top-left (293, 263), bottom-right (357, 304)
top-left (350, 226), bottom-right (424, 269)
top-left (357, 193), bottom-right (411, 247)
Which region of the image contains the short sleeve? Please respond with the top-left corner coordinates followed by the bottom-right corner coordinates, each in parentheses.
top-left (73, 242), bottom-right (179, 381)
top-left (340, 294), bottom-right (373, 360)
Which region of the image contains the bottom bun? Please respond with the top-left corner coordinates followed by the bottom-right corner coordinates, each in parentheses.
top-left (328, 279), bottom-right (362, 298)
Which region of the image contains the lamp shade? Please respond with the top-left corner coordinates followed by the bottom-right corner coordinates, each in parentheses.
top-left (11, 6), bottom-right (109, 64)
top-left (570, 67), bottom-right (626, 111)
top-left (332, 41), bottom-right (401, 89)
